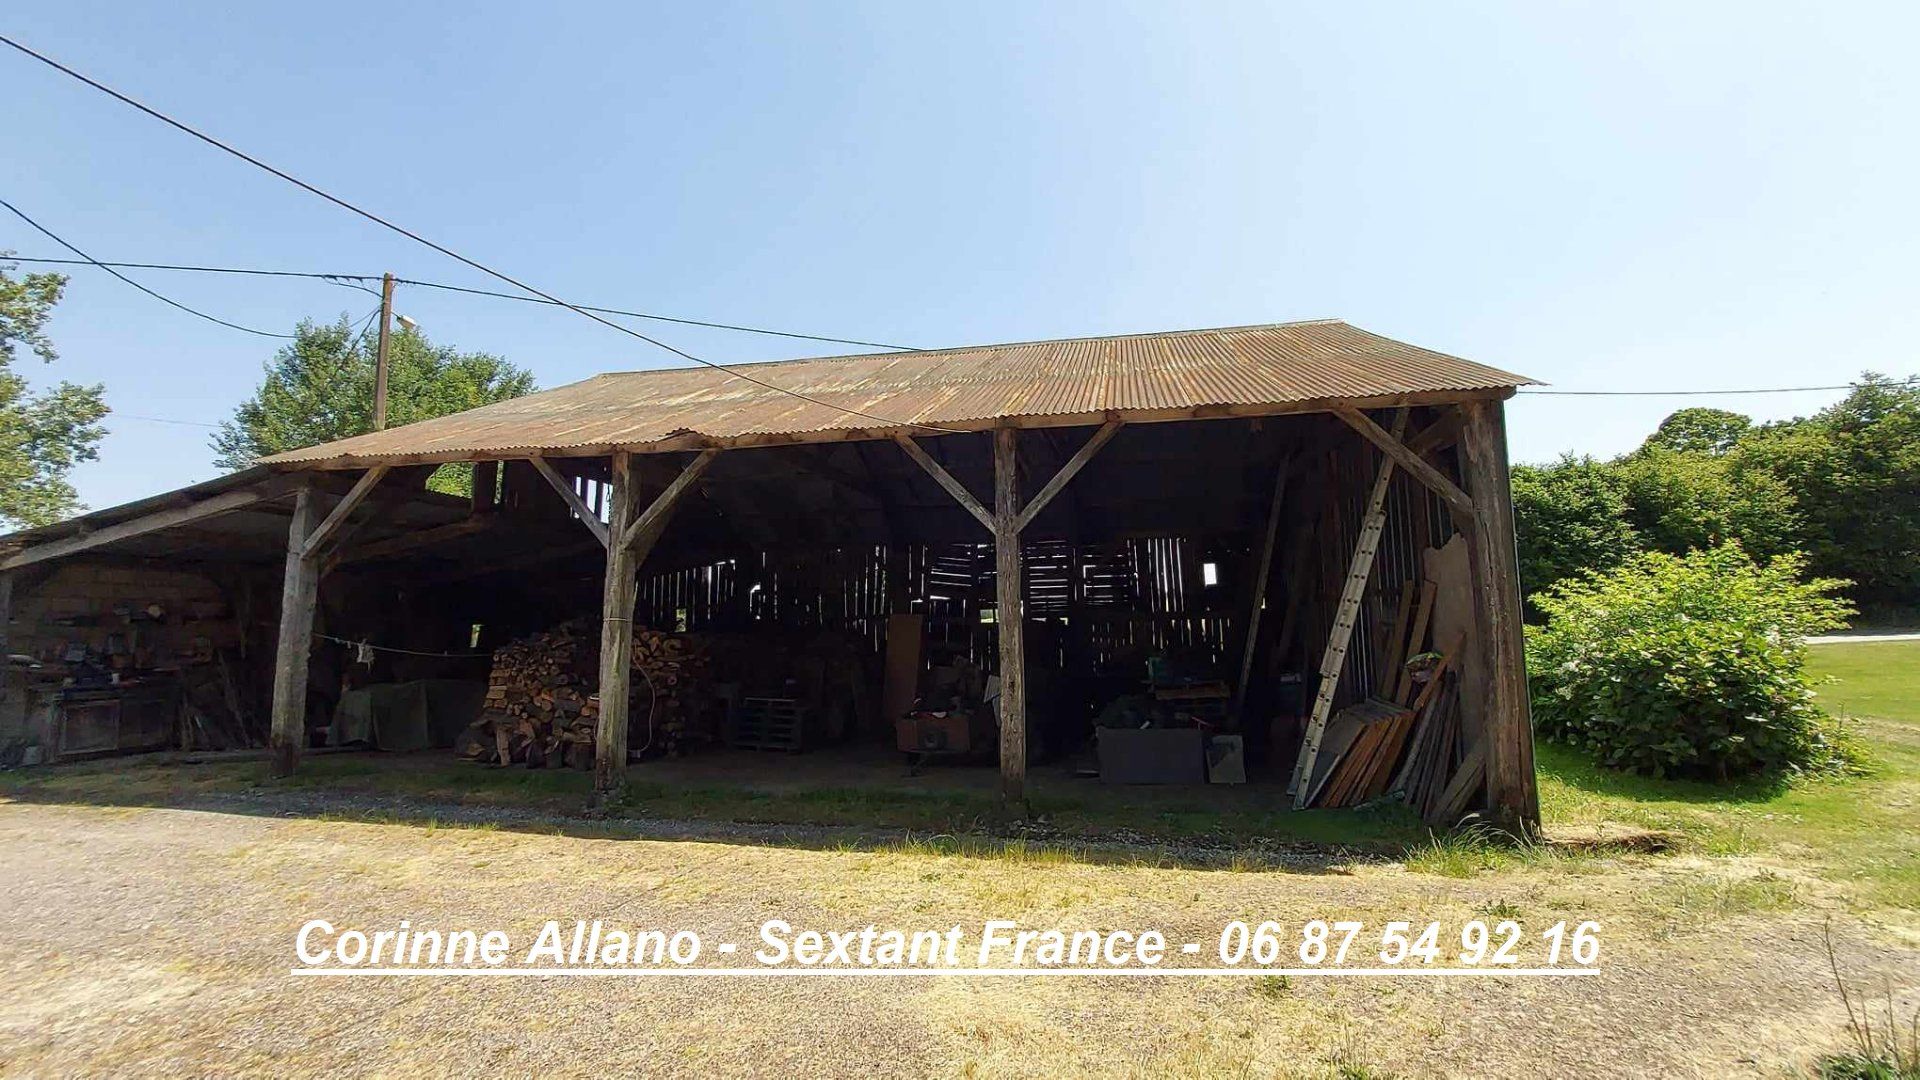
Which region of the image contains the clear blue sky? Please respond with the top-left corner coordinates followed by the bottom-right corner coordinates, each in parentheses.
top-left (6, 2), bottom-right (1917, 510)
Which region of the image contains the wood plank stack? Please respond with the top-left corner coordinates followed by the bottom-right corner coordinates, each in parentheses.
top-left (463, 620), bottom-right (713, 768)
top-left (1309, 575), bottom-right (1461, 809)
top-left (1309, 697), bottom-right (1416, 807)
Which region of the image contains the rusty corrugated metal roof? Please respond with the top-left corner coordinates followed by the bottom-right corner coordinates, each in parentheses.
top-left (260, 320), bottom-right (1534, 467)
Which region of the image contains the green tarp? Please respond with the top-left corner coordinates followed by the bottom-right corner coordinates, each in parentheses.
top-left (330, 680), bottom-right (485, 752)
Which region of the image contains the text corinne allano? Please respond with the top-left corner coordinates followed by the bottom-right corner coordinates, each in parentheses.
top-left (295, 919), bottom-right (1174, 970)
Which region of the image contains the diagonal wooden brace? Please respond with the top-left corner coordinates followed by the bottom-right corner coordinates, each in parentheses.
top-left (893, 434), bottom-right (994, 531)
top-left (300, 466), bottom-right (389, 562)
top-left (1335, 406), bottom-right (1473, 519)
top-left (529, 456), bottom-right (611, 549)
top-left (1012, 419), bottom-right (1122, 534)
top-left (621, 448), bottom-right (720, 553)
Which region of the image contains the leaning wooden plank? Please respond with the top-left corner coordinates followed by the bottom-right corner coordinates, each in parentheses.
top-left (1231, 447), bottom-right (1292, 722)
top-left (1379, 581), bottom-right (1415, 690)
top-left (1426, 736), bottom-right (1487, 828)
top-left (1394, 580), bottom-right (1438, 704)
top-left (1289, 409), bottom-right (1409, 806)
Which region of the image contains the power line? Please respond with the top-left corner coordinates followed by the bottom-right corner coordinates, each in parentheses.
top-left (0, 255), bottom-right (374, 283)
top-left (2, 254), bottom-right (919, 351)
top-left (117, 414), bottom-right (219, 428)
top-left (390, 276), bottom-right (917, 351)
top-left (1519, 384), bottom-right (1866, 397)
top-left (0, 198), bottom-right (293, 339)
top-left (1, 35), bottom-right (955, 433)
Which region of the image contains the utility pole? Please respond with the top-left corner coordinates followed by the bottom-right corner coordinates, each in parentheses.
top-left (372, 272), bottom-right (395, 430)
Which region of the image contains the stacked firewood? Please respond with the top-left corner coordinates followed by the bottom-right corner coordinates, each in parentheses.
top-left (630, 627), bottom-right (714, 755)
top-left (462, 621), bottom-right (713, 768)
top-left (469, 620), bottom-right (601, 769)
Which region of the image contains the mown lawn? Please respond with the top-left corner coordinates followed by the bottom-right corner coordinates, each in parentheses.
top-left (1534, 640), bottom-right (1920, 910)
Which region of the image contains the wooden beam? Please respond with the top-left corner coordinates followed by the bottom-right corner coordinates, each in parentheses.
top-left (1012, 420), bottom-right (1122, 533)
top-left (992, 427), bottom-right (1028, 813)
top-left (594, 452), bottom-right (641, 803)
top-left (1230, 446), bottom-right (1292, 722)
top-left (300, 466), bottom-right (390, 561)
top-left (1334, 407), bottom-right (1474, 519)
top-left (268, 485), bottom-right (319, 777)
top-left (528, 456), bottom-right (610, 549)
top-left (622, 449), bottom-right (721, 553)
top-left (413, 536), bottom-right (603, 588)
top-left (0, 478), bottom-right (297, 570)
top-left (893, 435), bottom-right (993, 531)
top-left (1290, 409), bottom-right (1409, 807)
top-left (1458, 398), bottom-right (1539, 833)
top-left (1407, 409), bottom-right (1466, 457)
top-left (471, 460), bottom-right (499, 514)
top-left (331, 517), bottom-right (492, 567)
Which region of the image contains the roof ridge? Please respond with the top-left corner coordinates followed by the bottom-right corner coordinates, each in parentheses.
top-left (592, 318), bottom-right (1350, 378)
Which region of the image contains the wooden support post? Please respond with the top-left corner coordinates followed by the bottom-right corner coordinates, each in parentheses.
top-left (992, 427), bottom-right (1028, 813)
top-left (269, 485), bottom-right (319, 777)
top-left (1231, 448), bottom-right (1292, 723)
top-left (0, 571), bottom-right (12, 715)
top-left (472, 460), bottom-right (499, 514)
top-left (592, 449), bottom-right (722, 803)
top-left (1457, 398), bottom-right (1539, 833)
top-left (594, 452), bottom-right (641, 802)
top-left (1290, 410), bottom-right (1408, 807)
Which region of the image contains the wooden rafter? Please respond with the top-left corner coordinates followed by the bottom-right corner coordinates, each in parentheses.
top-left (0, 477), bottom-right (300, 571)
top-left (331, 517), bottom-right (493, 567)
top-left (528, 456), bottom-right (610, 549)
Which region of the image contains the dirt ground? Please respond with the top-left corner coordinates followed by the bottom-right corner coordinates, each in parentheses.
top-left (2, 795), bottom-right (1917, 1078)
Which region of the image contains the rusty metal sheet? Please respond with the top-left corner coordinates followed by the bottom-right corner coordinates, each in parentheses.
top-left (260, 320), bottom-right (1534, 466)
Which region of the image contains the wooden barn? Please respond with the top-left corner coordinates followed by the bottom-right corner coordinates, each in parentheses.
top-left (0, 320), bottom-right (1541, 832)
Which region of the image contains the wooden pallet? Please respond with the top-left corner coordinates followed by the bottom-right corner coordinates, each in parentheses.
top-left (729, 697), bottom-right (806, 752)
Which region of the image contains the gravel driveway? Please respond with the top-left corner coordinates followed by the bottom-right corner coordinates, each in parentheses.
top-left (2, 796), bottom-right (1915, 1077)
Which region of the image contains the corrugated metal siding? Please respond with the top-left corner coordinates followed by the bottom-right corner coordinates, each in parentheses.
top-left (261, 320), bottom-right (1533, 465)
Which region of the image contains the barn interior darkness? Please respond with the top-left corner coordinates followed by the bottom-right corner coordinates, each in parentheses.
top-left (294, 407), bottom-right (1473, 783)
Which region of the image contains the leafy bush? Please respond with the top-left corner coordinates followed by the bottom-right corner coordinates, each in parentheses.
top-left (1527, 544), bottom-right (1855, 779)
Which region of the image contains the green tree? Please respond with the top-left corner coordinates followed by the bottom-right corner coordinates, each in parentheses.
top-left (0, 258), bottom-right (109, 528)
top-left (1639, 407), bottom-right (1751, 455)
top-left (1510, 454), bottom-right (1641, 603)
top-left (1614, 446), bottom-right (1802, 560)
top-left (1733, 373), bottom-right (1920, 610)
top-left (213, 316), bottom-right (535, 490)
